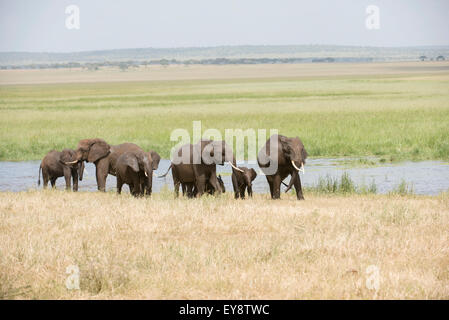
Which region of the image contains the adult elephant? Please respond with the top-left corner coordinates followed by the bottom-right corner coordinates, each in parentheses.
top-left (257, 134), bottom-right (307, 200)
top-left (162, 139), bottom-right (243, 197)
top-left (64, 138), bottom-right (156, 192)
top-left (116, 150), bottom-right (153, 197)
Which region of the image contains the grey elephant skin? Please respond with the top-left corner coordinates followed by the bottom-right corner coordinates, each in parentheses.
top-left (232, 167), bottom-right (257, 199)
top-left (165, 139), bottom-right (239, 197)
top-left (182, 175), bottom-right (225, 198)
top-left (67, 138), bottom-right (159, 192)
top-left (116, 150), bottom-right (153, 197)
top-left (257, 134), bottom-right (307, 200)
top-left (38, 149), bottom-right (84, 191)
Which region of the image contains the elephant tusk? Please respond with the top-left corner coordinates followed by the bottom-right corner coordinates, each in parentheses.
top-left (300, 163), bottom-right (305, 174)
top-left (64, 160), bottom-right (78, 164)
top-left (145, 172), bottom-right (148, 177)
top-left (291, 160), bottom-right (301, 171)
top-left (229, 162), bottom-right (244, 172)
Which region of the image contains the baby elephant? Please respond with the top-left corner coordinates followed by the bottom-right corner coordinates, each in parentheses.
top-left (184, 175), bottom-right (225, 198)
top-left (116, 150), bottom-right (153, 197)
top-left (232, 167), bottom-right (257, 199)
top-left (38, 149), bottom-right (84, 191)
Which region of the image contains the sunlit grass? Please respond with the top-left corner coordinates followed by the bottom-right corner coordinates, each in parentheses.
top-left (0, 65), bottom-right (448, 161)
top-left (0, 191), bottom-right (448, 299)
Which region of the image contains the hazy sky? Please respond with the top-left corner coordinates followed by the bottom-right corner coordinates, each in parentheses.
top-left (0, 0), bottom-right (448, 52)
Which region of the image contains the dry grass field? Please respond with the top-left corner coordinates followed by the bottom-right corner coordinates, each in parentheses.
top-left (1, 190), bottom-right (448, 299)
top-left (1, 61), bottom-right (448, 85)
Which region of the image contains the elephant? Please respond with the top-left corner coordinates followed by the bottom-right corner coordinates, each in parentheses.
top-left (64, 138), bottom-right (157, 192)
top-left (257, 134), bottom-right (307, 200)
top-left (116, 150), bottom-right (153, 197)
top-left (139, 150), bottom-right (160, 195)
top-left (38, 149), bottom-right (85, 191)
top-left (182, 175), bottom-right (225, 198)
top-left (161, 139), bottom-right (243, 197)
top-left (232, 167), bottom-right (257, 199)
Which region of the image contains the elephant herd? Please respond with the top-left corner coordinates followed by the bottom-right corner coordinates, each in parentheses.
top-left (38, 134), bottom-right (308, 200)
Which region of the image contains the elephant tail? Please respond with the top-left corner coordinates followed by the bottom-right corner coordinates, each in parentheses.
top-left (38, 164), bottom-right (42, 186)
top-left (158, 163), bottom-right (172, 178)
top-left (284, 176), bottom-right (296, 193)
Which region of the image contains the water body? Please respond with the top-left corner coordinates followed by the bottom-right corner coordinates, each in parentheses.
top-left (0, 159), bottom-right (448, 195)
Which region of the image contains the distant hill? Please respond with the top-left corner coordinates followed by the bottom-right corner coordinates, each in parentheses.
top-left (1, 45), bottom-right (448, 67)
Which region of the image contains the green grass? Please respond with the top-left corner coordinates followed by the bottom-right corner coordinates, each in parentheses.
top-left (389, 179), bottom-right (415, 196)
top-left (1, 71), bottom-right (449, 161)
top-left (305, 172), bottom-right (378, 195)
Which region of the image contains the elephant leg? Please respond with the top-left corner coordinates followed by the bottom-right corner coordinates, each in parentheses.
top-left (195, 174), bottom-right (206, 197)
top-left (191, 184), bottom-right (198, 198)
top-left (72, 170), bottom-right (79, 192)
top-left (266, 175), bottom-right (274, 198)
top-left (272, 175), bottom-right (282, 199)
top-left (248, 186), bottom-right (253, 198)
top-left (145, 177), bottom-right (152, 197)
top-left (293, 173), bottom-right (305, 200)
top-left (186, 183), bottom-right (195, 198)
top-left (239, 186), bottom-right (246, 199)
top-left (132, 174), bottom-right (141, 197)
top-left (50, 177), bottom-right (57, 189)
top-left (117, 176), bottom-right (123, 194)
top-left (181, 183), bottom-right (187, 197)
top-left (95, 158), bottom-right (109, 192)
top-left (42, 170), bottom-right (49, 189)
top-left (232, 174), bottom-right (240, 199)
top-left (208, 173), bottom-right (221, 196)
top-left (63, 168), bottom-right (71, 191)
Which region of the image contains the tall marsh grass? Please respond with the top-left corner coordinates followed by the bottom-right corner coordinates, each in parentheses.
top-left (308, 172), bottom-right (378, 195)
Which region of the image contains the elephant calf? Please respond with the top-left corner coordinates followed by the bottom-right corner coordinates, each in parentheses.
top-left (38, 149), bottom-right (84, 191)
top-left (232, 167), bottom-right (257, 199)
top-left (116, 150), bottom-right (153, 197)
top-left (183, 175), bottom-right (225, 198)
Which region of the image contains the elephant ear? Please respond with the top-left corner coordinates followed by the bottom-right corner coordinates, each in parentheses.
top-left (199, 140), bottom-right (215, 164)
top-left (88, 140), bottom-right (110, 163)
top-left (279, 135), bottom-right (295, 159)
top-left (126, 154), bottom-right (140, 173)
top-left (250, 168), bottom-right (257, 181)
top-left (150, 150), bottom-right (161, 170)
top-left (60, 149), bottom-right (76, 164)
top-left (302, 148), bottom-right (308, 163)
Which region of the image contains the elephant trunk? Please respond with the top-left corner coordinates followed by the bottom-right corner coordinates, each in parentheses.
top-left (78, 161), bottom-right (85, 181)
top-left (285, 171), bottom-right (297, 193)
